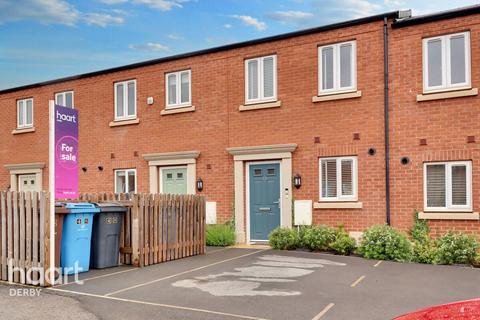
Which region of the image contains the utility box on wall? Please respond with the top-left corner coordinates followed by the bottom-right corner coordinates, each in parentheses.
top-left (206, 201), bottom-right (217, 224)
top-left (294, 200), bottom-right (312, 226)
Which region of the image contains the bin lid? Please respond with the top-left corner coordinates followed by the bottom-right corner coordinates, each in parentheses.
top-left (65, 202), bottom-right (101, 213)
top-left (94, 202), bottom-right (128, 213)
top-left (55, 202), bottom-right (70, 214)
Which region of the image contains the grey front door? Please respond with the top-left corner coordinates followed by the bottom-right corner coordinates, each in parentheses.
top-left (249, 163), bottom-right (280, 241)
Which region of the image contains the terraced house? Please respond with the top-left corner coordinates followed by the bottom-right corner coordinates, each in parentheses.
top-left (1, 5), bottom-right (479, 243)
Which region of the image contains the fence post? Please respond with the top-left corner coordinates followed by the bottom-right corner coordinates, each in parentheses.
top-left (43, 192), bottom-right (51, 287)
top-left (131, 194), bottom-right (140, 267)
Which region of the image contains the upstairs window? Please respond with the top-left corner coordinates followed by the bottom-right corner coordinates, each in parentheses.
top-left (114, 80), bottom-right (136, 120)
top-left (319, 156), bottom-right (357, 201)
top-left (423, 32), bottom-right (471, 92)
top-left (166, 70), bottom-right (191, 108)
top-left (17, 98), bottom-right (33, 129)
top-left (424, 161), bottom-right (472, 212)
top-left (318, 40), bottom-right (356, 94)
top-left (55, 91), bottom-right (74, 108)
top-left (245, 55), bottom-right (277, 104)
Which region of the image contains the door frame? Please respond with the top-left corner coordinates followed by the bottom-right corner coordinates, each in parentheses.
top-left (159, 165), bottom-right (188, 194)
top-left (246, 160), bottom-right (282, 243)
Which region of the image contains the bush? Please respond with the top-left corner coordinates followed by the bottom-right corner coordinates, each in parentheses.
top-left (206, 224), bottom-right (235, 246)
top-left (302, 225), bottom-right (336, 251)
top-left (330, 227), bottom-right (356, 255)
top-left (434, 232), bottom-right (478, 265)
top-left (268, 227), bottom-right (298, 250)
top-left (359, 225), bottom-right (412, 262)
top-left (412, 240), bottom-right (437, 264)
top-left (410, 211), bottom-right (430, 243)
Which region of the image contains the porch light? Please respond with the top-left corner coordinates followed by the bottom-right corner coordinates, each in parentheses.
top-left (196, 178), bottom-right (204, 192)
top-left (293, 174), bottom-right (302, 189)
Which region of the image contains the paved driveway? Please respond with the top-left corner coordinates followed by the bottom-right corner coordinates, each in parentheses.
top-left (3, 247), bottom-right (480, 320)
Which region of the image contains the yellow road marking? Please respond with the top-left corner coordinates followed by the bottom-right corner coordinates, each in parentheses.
top-left (312, 303), bottom-right (335, 320)
top-left (350, 275), bottom-right (366, 287)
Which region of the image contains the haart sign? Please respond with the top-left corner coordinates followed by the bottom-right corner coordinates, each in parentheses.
top-left (54, 105), bottom-right (78, 199)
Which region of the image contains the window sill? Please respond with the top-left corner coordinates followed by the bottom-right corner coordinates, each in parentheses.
top-left (161, 105), bottom-right (196, 115)
top-left (419, 211), bottom-right (479, 220)
top-left (109, 118), bottom-right (140, 127)
top-left (314, 201), bottom-right (363, 209)
top-left (239, 100), bottom-right (281, 111)
top-left (417, 88), bottom-right (478, 102)
top-left (12, 127), bottom-right (35, 135)
top-left (312, 91), bottom-right (362, 103)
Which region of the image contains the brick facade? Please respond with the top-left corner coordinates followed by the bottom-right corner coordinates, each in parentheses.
top-left (1, 8), bottom-right (479, 240)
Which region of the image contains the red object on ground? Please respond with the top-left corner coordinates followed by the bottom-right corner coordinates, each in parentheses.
top-left (394, 299), bottom-right (480, 320)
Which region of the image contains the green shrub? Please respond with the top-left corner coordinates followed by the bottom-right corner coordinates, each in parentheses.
top-left (359, 225), bottom-right (412, 262)
top-left (434, 232), bottom-right (478, 265)
top-left (302, 225), bottom-right (336, 251)
top-left (206, 224), bottom-right (235, 246)
top-left (330, 227), bottom-right (356, 255)
top-left (412, 239), bottom-right (437, 264)
top-left (296, 225), bottom-right (311, 248)
top-left (410, 211), bottom-right (430, 243)
top-left (268, 227), bottom-right (298, 250)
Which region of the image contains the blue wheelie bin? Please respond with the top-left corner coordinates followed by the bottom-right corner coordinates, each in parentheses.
top-left (60, 203), bottom-right (100, 275)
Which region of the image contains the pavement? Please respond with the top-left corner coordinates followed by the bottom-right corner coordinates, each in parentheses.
top-left (1, 247), bottom-right (479, 320)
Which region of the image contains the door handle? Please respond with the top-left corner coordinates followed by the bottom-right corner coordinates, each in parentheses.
top-left (259, 207), bottom-right (271, 211)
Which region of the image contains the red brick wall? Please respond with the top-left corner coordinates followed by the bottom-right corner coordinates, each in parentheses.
top-left (1, 15), bottom-right (479, 236)
top-left (389, 15), bottom-right (480, 236)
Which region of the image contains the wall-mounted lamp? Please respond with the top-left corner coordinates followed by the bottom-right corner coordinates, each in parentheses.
top-left (293, 174), bottom-right (302, 189)
top-left (196, 178), bottom-right (204, 192)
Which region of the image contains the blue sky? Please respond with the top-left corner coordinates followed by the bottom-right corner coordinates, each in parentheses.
top-left (0, 0), bottom-right (478, 90)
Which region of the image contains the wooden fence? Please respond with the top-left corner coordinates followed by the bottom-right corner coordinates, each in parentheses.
top-left (75, 193), bottom-right (206, 267)
top-left (0, 191), bottom-right (50, 286)
top-left (0, 191), bottom-right (205, 286)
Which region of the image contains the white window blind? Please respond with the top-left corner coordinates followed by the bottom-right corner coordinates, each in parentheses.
top-left (166, 70), bottom-right (191, 108)
top-left (17, 98), bottom-right (33, 128)
top-left (114, 80), bottom-right (136, 120)
top-left (423, 32), bottom-right (470, 92)
top-left (320, 156), bottom-right (357, 201)
top-left (318, 40), bottom-right (356, 94)
top-left (424, 161), bottom-right (471, 211)
top-left (245, 55), bottom-right (277, 103)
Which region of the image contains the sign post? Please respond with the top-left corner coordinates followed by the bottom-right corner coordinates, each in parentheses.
top-left (49, 100), bottom-right (79, 285)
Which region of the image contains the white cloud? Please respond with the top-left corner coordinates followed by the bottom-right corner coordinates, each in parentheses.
top-left (98, 0), bottom-right (128, 4)
top-left (0, 0), bottom-right (80, 25)
top-left (167, 33), bottom-right (183, 40)
top-left (83, 13), bottom-right (124, 27)
top-left (101, 0), bottom-right (189, 11)
top-left (129, 42), bottom-right (170, 51)
top-left (230, 15), bottom-right (267, 31)
top-left (0, 0), bottom-right (125, 27)
top-left (267, 10), bottom-right (314, 26)
top-left (224, 23), bottom-right (232, 29)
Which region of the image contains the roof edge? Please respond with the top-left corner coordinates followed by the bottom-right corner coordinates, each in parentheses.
top-left (393, 4), bottom-right (480, 28)
top-left (0, 11), bottom-right (398, 95)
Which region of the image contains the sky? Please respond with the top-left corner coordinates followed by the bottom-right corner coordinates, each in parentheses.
top-left (0, 0), bottom-right (478, 90)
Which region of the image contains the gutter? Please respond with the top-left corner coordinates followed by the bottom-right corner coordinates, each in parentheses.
top-left (383, 16), bottom-right (391, 225)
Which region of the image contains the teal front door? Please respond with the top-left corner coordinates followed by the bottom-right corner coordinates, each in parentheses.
top-left (249, 163), bottom-right (280, 241)
top-left (162, 168), bottom-right (188, 194)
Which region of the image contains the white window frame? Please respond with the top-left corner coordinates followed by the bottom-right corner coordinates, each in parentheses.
top-left (318, 40), bottom-right (357, 95)
top-left (244, 54), bottom-right (277, 104)
top-left (114, 169), bottom-right (137, 194)
top-left (165, 70), bottom-right (192, 109)
top-left (423, 161), bottom-right (472, 212)
top-left (16, 98), bottom-right (33, 129)
top-left (114, 79), bottom-right (137, 121)
top-left (422, 31), bottom-right (471, 93)
top-left (319, 156), bottom-right (358, 202)
top-left (55, 91), bottom-right (74, 108)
